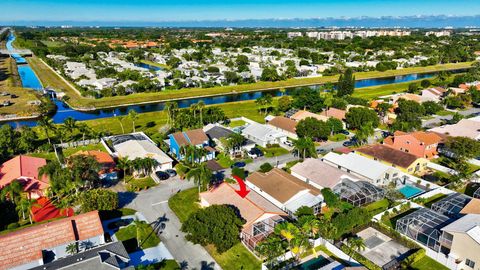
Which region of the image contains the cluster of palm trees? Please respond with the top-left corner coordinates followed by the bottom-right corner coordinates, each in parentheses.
top-left (255, 94), bottom-right (273, 115)
top-left (115, 110), bottom-right (139, 134)
top-left (179, 144), bottom-right (209, 166)
top-left (0, 180), bottom-right (38, 225)
top-left (38, 116), bottom-right (103, 146)
top-left (116, 156), bottom-right (157, 181)
top-left (293, 137), bottom-right (317, 160)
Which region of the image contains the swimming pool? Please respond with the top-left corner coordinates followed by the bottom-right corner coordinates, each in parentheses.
top-left (297, 256), bottom-right (330, 270)
top-left (398, 184), bottom-right (423, 198)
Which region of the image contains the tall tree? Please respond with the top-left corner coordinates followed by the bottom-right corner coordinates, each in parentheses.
top-left (337, 68), bottom-right (355, 97)
top-left (128, 110), bottom-right (139, 133)
top-left (185, 162), bottom-right (212, 192)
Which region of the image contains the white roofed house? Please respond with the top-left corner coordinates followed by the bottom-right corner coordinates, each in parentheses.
top-left (104, 132), bottom-right (173, 178)
top-left (241, 122), bottom-right (287, 148)
top-left (322, 152), bottom-right (401, 186)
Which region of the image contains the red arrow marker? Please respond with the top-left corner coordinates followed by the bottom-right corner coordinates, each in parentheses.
top-left (232, 175), bottom-right (250, 198)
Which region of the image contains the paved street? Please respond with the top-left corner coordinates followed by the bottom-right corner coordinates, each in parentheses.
top-left (422, 107), bottom-right (480, 128)
top-left (123, 178), bottom-right (221, 270)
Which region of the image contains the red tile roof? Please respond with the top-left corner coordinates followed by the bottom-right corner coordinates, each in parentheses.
top-left (73, 150), bottom-right (115, 165)
top-left (357, 144), bottom-right (420, 168)
top-left (0, 156), bottom-right (49, 194)
top-left (0, 211), bottom-right (103, 270)
top-left (268, 116), bottom-right (297, 134)
top-left (31, 197), bottom-right (74, 223)
top-left (320, 108), bottom-right (347, 120)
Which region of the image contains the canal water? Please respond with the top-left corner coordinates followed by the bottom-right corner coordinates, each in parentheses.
top-left (4, 32), bottom-right (464, 127)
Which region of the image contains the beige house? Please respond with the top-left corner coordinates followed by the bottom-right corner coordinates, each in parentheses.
top-left (440, 214), bottom-right (480, 270)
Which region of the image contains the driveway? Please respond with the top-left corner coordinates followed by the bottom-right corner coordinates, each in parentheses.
top-left (422, 107), bottom-right (480, 128)
top-left (124, 178), bottom-right (221, 270)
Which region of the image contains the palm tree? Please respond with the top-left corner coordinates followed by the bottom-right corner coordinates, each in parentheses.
top-left (16, 197), bottom-right (38, 224)
top-left (1, 180), bottom-right (24, 203)
top-left (185, 162), bottom-right (212, 192)
top-left (66, 242), bottom-right (78, 255)
top-left (117, 156), bottom-right (131, 182)
top-left (77, 123), bottom-right (91, 142)
top-left (197, 101), bottom-right (205, 125)
top-left (255, 236), bottom-right (285, 269)
top-left (263, 94), bottom-right (273, 115)
top-left (346, 237), bottom-right (366, 260)
top-left (164, 101), bottom-right (178, 126)
top-left (63, 117), bottom-right (78, 139)
top-left (38, 116), bottom-right (56, 145)
top-left (255, 96), bottom-right (266, 115)
top-left (116, 115), bottom-right (126, 134)
top-left (128, 110), bottom-right (139, 133)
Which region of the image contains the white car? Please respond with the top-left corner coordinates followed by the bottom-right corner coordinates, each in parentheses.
top-left (284, 140), bottom-right (294, 147)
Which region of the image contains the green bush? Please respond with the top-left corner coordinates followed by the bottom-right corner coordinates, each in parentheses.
top-left (79, 189), bottom-right (119, 212)
top-left (7, 222), bottom-right (19, 230)
top-left (259, 162), bottom-right (273, 173)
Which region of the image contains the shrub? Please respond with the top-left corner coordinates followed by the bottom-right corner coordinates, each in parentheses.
top-left (232, 167), bottom-right (246, 179)
top-left (7, 222), bottom-right (19, 230)
top-left (181, 205), bottom-right (244, 253)
top-left (259, 162), bottom-right (273, 173)
top-left (79, 189), bottom-right (119, 212)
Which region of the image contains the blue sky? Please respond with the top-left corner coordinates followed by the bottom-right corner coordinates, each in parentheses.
top-left (2, 0), bottom-right (480, 22)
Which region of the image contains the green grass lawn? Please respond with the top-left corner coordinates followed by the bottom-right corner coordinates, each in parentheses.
top-left (137, 260), bottom-right (180, 270)
top-left (139, 59), bottom-right (171, 70)
top-left (411, 256), bottom-right (449, 270)
top-left (205, 243), bottom-right (261, 270)
top-left (168, 188), bottom-right (261, 270)
top-left (436, 110), bottom-right (454, 116)
top-left (115, 222), bottom-right (161, 249)
top-left (168, 188), bottom-right (200, 223)
top-left (228, 119), bottom-right (247, 128)
top-left (126, 176), bottom-right (157, 192)
top-left (328, 133), bottom-right (348, 142)
top-left (363, 198), bottom-right (390, 215)
top-left (257, 145), bottom-right (290, 157)
top-left (62, 143), bottom-right (107, 157)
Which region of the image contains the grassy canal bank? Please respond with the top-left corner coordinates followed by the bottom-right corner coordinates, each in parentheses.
top-left (27, 56), bottom-right (472, 110)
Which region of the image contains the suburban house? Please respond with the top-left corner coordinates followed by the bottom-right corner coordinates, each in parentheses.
top-left (104, 132), bottom-right (173, 172)
top-left (420, 87), bottom-right (447, 102)
top-left (203, 124), bottom-right (255, 155)
top-left (429, 117), bottom-right (480, 140)
top-left (0, 155), bottom-right (49, 199)
top-left (72, 150), bottom-right (118, 181)
top-left (241, 122), bottom-right (287, 147)
top-left (246, 168), bottom-right (324, 217)
top-left (266, 116), bottom-right (298, 139)
top-left (290, 110), bottom-right (329, 122)
top-left (322, 152), bottom-right (400, 186)
top-left (169, 129), bottom-right (216, 162)
top-left (199, 183), bottom-right (287, 251)
top-left (320, 107), bottom-right (347, 121)
top-left (438, 214), bottom-right (480, 270)
top-left (356, 144), bottom-right (429, 174)
top-left (290, 158), bottom-right (359, 190)
top-left (0, 211), bottom-right (107, 270)
top-left (383, 131), bottom-right (443, 159)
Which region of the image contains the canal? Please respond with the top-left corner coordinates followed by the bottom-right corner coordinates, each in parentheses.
top-left (4, 33), bottom-right (464, 127)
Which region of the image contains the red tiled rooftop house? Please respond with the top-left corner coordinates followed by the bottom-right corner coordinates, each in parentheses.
top-left (383, 131), bottom-right (443, 159)
top-left (0, 156), bottom-right (49, 199)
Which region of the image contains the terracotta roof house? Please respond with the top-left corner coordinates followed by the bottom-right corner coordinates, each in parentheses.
top-left (246, 168), bottom-right (323, 217)
top-left (290, 110), bottom-right (329, 122)
top-left (320, 108), bottom-right (347, 120)
top-left (429, 117), bottom-right (480, 140)
top-left (420, 87), bottom-right (447, 102)
top-left (460, 199), bottom-right (480, 215)
top-left (200, 183), bottom-right (286, 250)
top-left (0, 211), bottom-right (105, 270)
top-left (0, 155), bottom-right (49, 199)
top-left (72, 150), bottom-right (118, 180)
top-left (356, 144), bottom-right (429, 174)
top-left (266, 116), bottom-right (298, 139)
top-left (169, 129), bottom-right (215, 162)
top-left (383, 131), bottom-right (443, 159)
top-left (290, 158), bottom-right (359, 190)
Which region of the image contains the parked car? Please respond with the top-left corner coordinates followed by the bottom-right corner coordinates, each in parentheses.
top-left (231, 161), bottom-right (246, 168)
top-left (155, 171), bottom-right (170, 180)
top-left (342, 141), bottom-right (354, 147)
top-left (248, 148), bottom-right (264, 159)
top-left (316, 148), bottom-right (328, 154)
top-left (339, 130), bottom-right (350, 135)
top-left (284, 140), bottom-right (294, 147)
top-left (165, 169), bottom-right (177, 177)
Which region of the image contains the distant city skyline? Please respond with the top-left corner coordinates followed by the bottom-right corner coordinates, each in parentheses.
top-left (2, 0), bottom-right (480, 24)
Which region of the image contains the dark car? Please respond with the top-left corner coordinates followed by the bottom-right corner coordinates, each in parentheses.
top-left (339, 130), bottom-right (350, 135)
top-left (316, 148), bottom-right (327, 154)
top-left (165, 169), bottom-right (177, 177)
top-left (155, 171), bottom-right (170, 180)
top-left (342, 141), bottom-right (354, 147)
top-left (231, 161), bottom-right (246, 168)
top-left (248, 147), bottom-right (264, 158)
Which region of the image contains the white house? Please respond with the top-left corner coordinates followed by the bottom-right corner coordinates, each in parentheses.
top-left (241, 122), bottom-right (287, 147)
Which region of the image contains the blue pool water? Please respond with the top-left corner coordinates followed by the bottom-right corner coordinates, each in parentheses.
top-left (297, 256), bottom-right (330, 270)
top-left (398, 184), bottom-right (423, 198)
